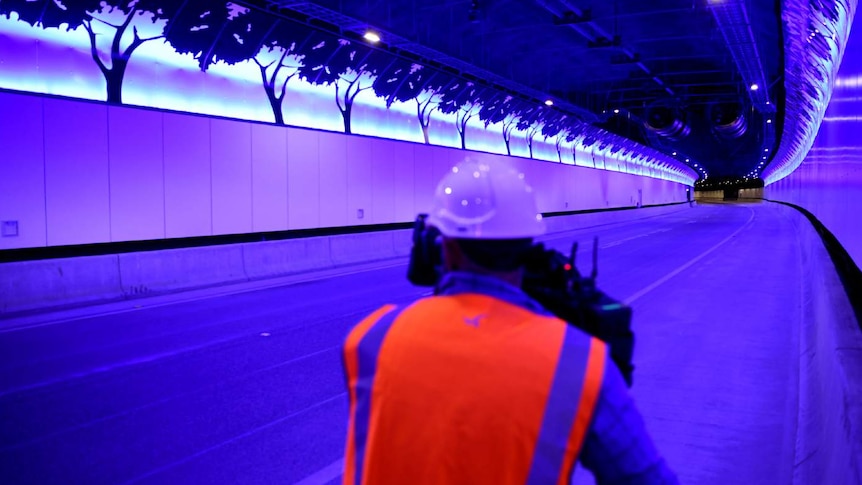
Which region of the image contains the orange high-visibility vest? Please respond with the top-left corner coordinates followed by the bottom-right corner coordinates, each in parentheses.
top-left (342, 293), bottom-right (607, 485)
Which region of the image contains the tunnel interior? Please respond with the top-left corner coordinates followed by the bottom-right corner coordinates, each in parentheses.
top-left (0, 0), bottom-right (860, 484)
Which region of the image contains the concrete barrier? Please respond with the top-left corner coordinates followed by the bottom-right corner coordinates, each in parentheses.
top-left (543, 203), bottom-right (690, 234)
top-left (0, 254), bottom-right (123, 314)
top-left (242, 237), bottom-right (333, 278)
top-left (391, 229), bottom-right (414, 257)
top-left (773, 202), bottom-right (862, 485)
top-left (118, 245), bottom-right (247, 296)
top-left (0, 204), bottom-right (692, 316)
top-left (330, 231), bottom-right (398, 266)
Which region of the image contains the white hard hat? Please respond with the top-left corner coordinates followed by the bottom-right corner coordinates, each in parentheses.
top-left (427, 158), bottom-right (546, 239)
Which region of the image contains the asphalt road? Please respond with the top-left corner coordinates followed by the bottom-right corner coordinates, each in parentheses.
top-left (0, 202), bottom-right (802, 484)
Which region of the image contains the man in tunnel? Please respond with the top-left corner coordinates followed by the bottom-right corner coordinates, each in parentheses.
top-left (341, 158), bottom-right (677, 484)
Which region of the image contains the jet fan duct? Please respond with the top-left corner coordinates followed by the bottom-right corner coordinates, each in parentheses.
top-left (645, 105), bottom-right (691, 140)
top-left (710, 102), bottom-right (749, 139)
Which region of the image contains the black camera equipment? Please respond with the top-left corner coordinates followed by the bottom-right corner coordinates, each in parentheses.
top-left (407, 214), bottom-right (635, 387)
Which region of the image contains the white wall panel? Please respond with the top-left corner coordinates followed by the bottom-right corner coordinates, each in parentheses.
top-left (371, 139), bottom-right (401, 224)
top-left (0, 93), bottom-right (46, 249)
top-left (286, 128), bottom-right (320, 229)
top-left (318, 130), bottom-right (348, 228)
top-left (108, 106), bottom-right (165, 242)
top-left (43, 98), bottom-right (110, 246)
top-left (577, 168), bottom-right (603, 210)
top-left (413, 144), bottom-right (436, 215)
top-left (345, 136), bottom-right (373, 225)
top-left (392, 142), bottom-right (416, 221)
top-left (211, 118), bottom-right (252, 235)
top-left (562, 166), bottom-right (582, 210)
top-left (251, 123), bottom-right (288, 232)
top-left (2, 94), bottom-right (688, 248)
top-left (431, 146), bottom-right (457, 193)
top-left (163, 113), bottom-right (211, 238)
top-left (540, 162), bottom-right (567, 212)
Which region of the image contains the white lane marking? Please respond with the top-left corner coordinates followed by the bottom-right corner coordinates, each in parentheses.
top-left (623, 207), bottom-right (756, 305)
top-left (294, 459), bottom-right (344, 485)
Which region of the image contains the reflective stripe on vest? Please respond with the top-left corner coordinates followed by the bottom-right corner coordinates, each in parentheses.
top-left (343, 304), bottom-right (399, 485)
top-left (531, 335), bottom-right (606, 485)
top-left (343, 295), bottom-right (606, 485)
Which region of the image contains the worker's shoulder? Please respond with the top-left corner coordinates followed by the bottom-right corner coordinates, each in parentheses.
top-left (344, 303), bottom-right (400, 347)
top-left (407, 292), bottom-right (556, 316)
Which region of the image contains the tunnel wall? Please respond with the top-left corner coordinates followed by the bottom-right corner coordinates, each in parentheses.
top-left (773, 201), bottom-right (862, 484)
top-left (0, 91), bottom-right (688, 251)
top-left (766, 15), bottom-right (862, 268)
top-left (0, 204), bottom-right (690, 315)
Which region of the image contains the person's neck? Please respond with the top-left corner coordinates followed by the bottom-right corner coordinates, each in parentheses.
top-left (452, 266), bottom-right (522, 288)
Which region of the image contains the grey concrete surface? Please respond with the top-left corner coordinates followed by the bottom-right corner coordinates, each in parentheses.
top-left (1, 202), bottom-right (848, 484)
top-left (0, 254), bottom-right (124, 313)
top-left (775, 203), bottom-right (862, 485)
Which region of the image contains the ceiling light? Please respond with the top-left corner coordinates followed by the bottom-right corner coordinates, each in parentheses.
top-left (764, 148), bottom-right (769, 152)
top-left (672, 151), bottom-right (677, 156)
top-left (613, 109), bottom-right (620, 114)
top-left (545, 99), bottom-right (554, 106)
top-left (750, 83), bottom-right (759, 91)
top-left (767, 119), bottom-right (772, 124)
top-left (363, 31), bottom-right (381, 43)
top-left (685, 158), bottom-right (690, 162)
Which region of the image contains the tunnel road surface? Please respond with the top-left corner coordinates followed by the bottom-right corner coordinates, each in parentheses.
top-left (0, 202), bottom-right (801, 485)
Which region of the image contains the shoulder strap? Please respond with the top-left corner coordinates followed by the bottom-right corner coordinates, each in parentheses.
top-left (342, 304), bottom-right (402, 485)
top-left (526, 331), bottom-right (607, 485)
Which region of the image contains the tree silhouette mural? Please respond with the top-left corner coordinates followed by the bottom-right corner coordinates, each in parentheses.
top-left (372, 59), bottom-right (447, 144)
top-left (161, 1), bottom-right (230, 71)
top-left (0, 0), bottom-right (170, 104)
top-left (541, 112), bottom-right (573, 163)
top-left (438, 81), bottom-right (485, 150)
top-left (246, 20), bottom-right (313, 126)
top-left (164, 2), bottom-right (308, 125)
top-left (298, 33), bottom-right (388, 133)
top-left (517, 105), bottom-right (547, 159)
top-left (480, 95), bottom-right (527, 156)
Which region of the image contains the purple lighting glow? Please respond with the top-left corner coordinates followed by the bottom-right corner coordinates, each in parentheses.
top-left (0, 4), bottom-right (695, 186)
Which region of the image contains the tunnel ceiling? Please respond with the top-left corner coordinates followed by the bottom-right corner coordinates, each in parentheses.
top-left (243, 0), bottom-right (785, 179)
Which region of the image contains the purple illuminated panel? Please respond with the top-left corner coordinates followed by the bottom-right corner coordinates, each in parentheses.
top-left (766, 13), bottom-right (862, 267)
top-left (763, 0), bottom-right (855, 184)
top-left (0, 4), bottom-right (695, 186)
